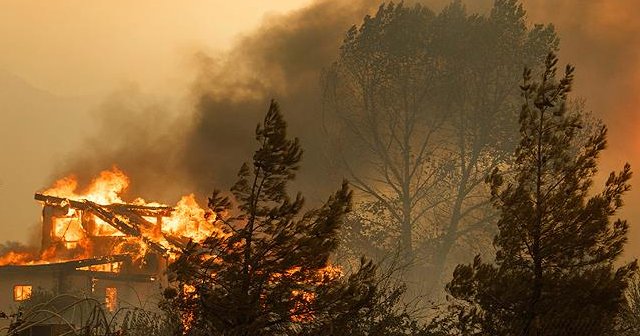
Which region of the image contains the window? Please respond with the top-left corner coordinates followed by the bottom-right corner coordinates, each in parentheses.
top-left (77, 262), bottom-right (122, 273)
top-left (105, 287), bottom-right (117, 312)
top-left (13, 285), bottom-right (32, 301)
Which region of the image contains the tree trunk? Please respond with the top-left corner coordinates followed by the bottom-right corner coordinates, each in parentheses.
top-left (523, 108), bottom-right (546, 336)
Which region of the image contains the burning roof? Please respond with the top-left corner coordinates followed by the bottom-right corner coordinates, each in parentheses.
top-left (0, 167), bottom-right (224, 267)
top-left (35, 193), bottom-right (174, 255)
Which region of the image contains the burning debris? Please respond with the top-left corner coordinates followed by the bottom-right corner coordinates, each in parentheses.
top-left (0, 166), bottom-right (222, 267)
top-left (0, 167), bottom-right (226, 319)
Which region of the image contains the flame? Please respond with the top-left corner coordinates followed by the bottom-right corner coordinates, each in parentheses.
top-left (0, 251), bottom-right (35, 265)
top-left (0, 166), bottom-right (220, 268)
top-left (163, 194), bottom-right (218, 242)
top-left (290, 290), bottom-right (315, 322)
top-left (268, 264), bottom-right (344, 322)
top-left (43, 167), bottom-right (129, 204)
top-left (2, 165), bottom-right (344, 326)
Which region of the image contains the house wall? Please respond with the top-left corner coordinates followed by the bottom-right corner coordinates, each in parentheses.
top-left (0, 267), bottom-right (163, 315)
top-left (0, 270), bottom-right (61, 314)
top-left (80, 274), bottom-right (164, 310)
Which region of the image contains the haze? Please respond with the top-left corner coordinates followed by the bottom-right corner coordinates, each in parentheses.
top-left (1, 0), bottom-right (639, 259)
top-left (0, 0), bottom-right (312, 244)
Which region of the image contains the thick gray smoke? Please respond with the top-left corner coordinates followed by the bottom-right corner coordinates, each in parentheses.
top-left (57, 0), bottom-right (640, 240)
top-left (184, 0), bottom-right (497, 199)
top-left (184, 0), bottom-right (379, 200)
top-left (54, 86), bottom-right (193, 203)
top-left (57, 0), bottom-right (376, 205)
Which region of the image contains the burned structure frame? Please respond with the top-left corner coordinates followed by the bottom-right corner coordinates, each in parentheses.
top-left (0, 193), bottom-right (182, 319)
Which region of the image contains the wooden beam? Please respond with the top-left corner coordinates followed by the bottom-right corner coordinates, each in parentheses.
top-left (34, 193), bottom-right (188, 255)
top-left (84, 200), bottom-right (168, 255)
top-left (34, 193), bottom-right (174, 216)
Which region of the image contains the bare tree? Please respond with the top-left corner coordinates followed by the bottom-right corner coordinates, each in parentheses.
top-left (323, 1), bottom-right (558, 292)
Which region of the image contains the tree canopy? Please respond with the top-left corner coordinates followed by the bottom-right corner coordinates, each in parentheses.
top-left (164, 101), bottom-right (423, 335)
top-left (441, 53), bottom-right (637, 335)
top-left (323, 0), bottom-right (559, 293)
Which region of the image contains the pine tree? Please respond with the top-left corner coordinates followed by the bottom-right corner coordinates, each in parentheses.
top-left (163, 101), bottom-right (386, 335)
top-left (444, 53), bottom-right (637, 335)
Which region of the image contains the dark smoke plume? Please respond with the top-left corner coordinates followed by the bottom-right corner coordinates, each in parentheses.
top-left (185, 0), bottom-right (376, 200)
top-left (55, 0), bottom-right (640, 257)
top-left (57, 0), bottom-right (376, 205)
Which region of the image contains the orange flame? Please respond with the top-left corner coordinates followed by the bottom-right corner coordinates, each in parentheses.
top-left (3, 166), bottom-right (344, 326)
top-left (0, 166), bottom-right (221, 268)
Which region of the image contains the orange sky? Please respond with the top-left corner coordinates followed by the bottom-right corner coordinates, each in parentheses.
top-left (0, 0), bottom-right (312, 96)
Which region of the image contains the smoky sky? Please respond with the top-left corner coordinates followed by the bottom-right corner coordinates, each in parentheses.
top-left (58, 0), bottom-right (377, 205)
top-left (33, 0), bottom-right (640, 255)
top-left (525, 1), bottom-right (640, 155)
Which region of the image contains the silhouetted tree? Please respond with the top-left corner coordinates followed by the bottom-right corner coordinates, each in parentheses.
top-left (165, 101), bottom-right (422, 335)
top-left (323, 0), bottom-right (558, 292)
top-left (442, 53), bottom-right (637, 335)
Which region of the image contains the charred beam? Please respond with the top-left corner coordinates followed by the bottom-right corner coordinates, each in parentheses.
top-left (110, 207), bottom-right (182, 250)
top-left (111, 208), bottom-right (156, 231)
top-left (109, 203), bottom-right (173, 217)
top-left (84, 200), bottom-right (140, 236)
top-left (163, 234), bottom-right (190, 250)
top-left (34, 193), bottom-right (173, 216)
top-left (35, 193), bottom-right (85, 209)
top-left (84, 200), bottom-right (168, 255)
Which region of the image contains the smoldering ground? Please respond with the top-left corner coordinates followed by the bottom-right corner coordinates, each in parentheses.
top-left (52, 0), bottom-right (640, 254)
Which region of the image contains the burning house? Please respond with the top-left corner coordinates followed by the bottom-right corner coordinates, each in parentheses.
top-left (0, 167), bottom-right (219, 317)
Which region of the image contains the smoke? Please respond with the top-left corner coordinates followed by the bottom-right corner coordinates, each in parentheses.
top-left (51, 0), bottom-right (496, 204)
top-left (53, 84), bottom-right (194, 203)
top-left (0, 241), bottom-right (38, 257)
top-left (53, 0), bottom-right (640, 254)
top-left (56, 0), bottom-right (377, 206)
top-left (184, 0), bottom-right (378, 200)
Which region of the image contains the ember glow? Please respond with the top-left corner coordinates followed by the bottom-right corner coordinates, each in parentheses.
top-left (0, 165), bottom-right (345, 327)
top-left (0, 166), bottom-right (223, 266)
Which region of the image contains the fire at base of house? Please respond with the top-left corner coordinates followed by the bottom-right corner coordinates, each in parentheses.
top-left (0, 255), bottom-right (160, 311)
top-left (0, 200), bottom-right (171, 328)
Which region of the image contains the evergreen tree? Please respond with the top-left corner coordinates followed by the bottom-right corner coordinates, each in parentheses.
top-left (164, 101), bottom-right (417, 335)
top-left (443, 53), bottom-right (637, 335)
